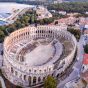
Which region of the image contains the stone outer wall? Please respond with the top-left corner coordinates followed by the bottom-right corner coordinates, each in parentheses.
top-left (2, 25), bottom-right (77, 87)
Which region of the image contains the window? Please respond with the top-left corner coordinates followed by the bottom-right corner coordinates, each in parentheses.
top-left (15, 71), bottom-right (18, 76)
top-left (20, 74), bottom-right (22, 79)
top-left (11, 67), bottom-right (13, 73)
top-left (49, 68), bottom-right (51, 71)
top-left (40, 30), bottom-right (41, 33)
top-left (36, 31), bottom-right (37, 33)
top-left (34, 70), bottom-right (36, 72)
top-left (43, 77), bottom-right (45, 81)
top-left (44, 69), bottom-right (46, 72)
top-left (39, 70), bottom-right (41, 73)
top-left (28, 76), bottom-right (31, 86)
top-left (42, 30), bottom-right (43, 33)
top-left (49, 30), bottom-right (50, 33)
top-left (20, 56), bottom-right (24, 62)
top-left (23, 75), bottom-right (26, 80)
top-left (33, 76), bottom-right (36, 84)
top-left (38, 77), bottom-right (41, 82)
top-left (29, 69), bottom-right (31, 72)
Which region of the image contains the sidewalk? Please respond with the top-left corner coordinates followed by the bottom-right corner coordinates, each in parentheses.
top-left (0, 76), bottom-right (6, 88)
top-left (0, 55), bottom-right (3, 68)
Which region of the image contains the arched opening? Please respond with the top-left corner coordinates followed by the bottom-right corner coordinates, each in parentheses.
top-left (44, 69), bottom-right (46, 72)
top-left (49, 30), bottom-right (51, 33)
top-left (26, 32), bottom-right (27, 35)
top-left (49, 68), bottom-right (51, 71)
top-left (42, 30), bottom-right (44, 33)
top-left (38, 77), bottom-right (41, 82)
top-left (11, 67), bottom-right (13, 73)
top-left (39, 70), bottom-right (41, 73)
top-left (36, 30), bottom-right (37, 33)
top-left (38, 30), bottom-right (39, 33)
top-left (24, 75), bottom-right (26, 80)
top-left (28, 76), bottom-right (31, 86)
top-left (20, 74), bottom-right (22, 79)
top-left (40, 30), bottom-right (41, 33)
top-left (29, 69), bottom-right (31, 72)
top-left (43, 77), bottom-right (45, 81)
top-left (15, 71), bottom-right (18, 76)
top-left (20, 56), bottom-right (24, 62)
top-left (33, 76), bottom-right (36, 84)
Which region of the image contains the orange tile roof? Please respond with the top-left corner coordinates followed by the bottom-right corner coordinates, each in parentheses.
top-left (83, 54), bottom-right (88, 65)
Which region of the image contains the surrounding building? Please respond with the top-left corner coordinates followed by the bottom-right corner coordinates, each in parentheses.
top-left (64, 78), bottom-right (87, 88)
top-left (54, 17), bottom-right (77, 25)
top-left (36, 6), bottom-right (52, 20)
top-left (82, 54), bottom-right (88, 72)
top-left (81, 71), bottom-right (88, 88)
top-left (79, 17), bottom-right (88, 28)
top-left (58, 11), bottom-right (67, 15)
top-left (49, 23), bottom-right (68, 30)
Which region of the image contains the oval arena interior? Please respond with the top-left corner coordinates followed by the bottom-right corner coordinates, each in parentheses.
top-left (2, 25), bottom-right (77, 87)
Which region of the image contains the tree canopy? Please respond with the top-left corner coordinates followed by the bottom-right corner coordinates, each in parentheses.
top-left (44, 76), bottom-right (57, 88)
top-left (84, 44), bottom-right (88, 53)
top-left (67, 28), bottom-right (81, 40)
top-left (0, 30), bottom-right (5, 43)
top-left (48, 2), bottom-right (88, 13)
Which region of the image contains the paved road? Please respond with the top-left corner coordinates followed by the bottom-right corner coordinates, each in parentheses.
top-left (57, 35), bottom-right (84, 88)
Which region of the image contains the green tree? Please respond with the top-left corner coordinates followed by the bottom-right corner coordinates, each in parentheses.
top-left (44, 76), bottom-right (57, 88)
top-left (15, 20), bottom-right (22, 29)
top-left (67, 28), bottom-right (81, 40)
top-left (0, 30), bottom-right (5, 42)
top-left (30, 14), bottom-right (35, 24)
top-left (37, 19), bottom-right (44, 25)
top-left (47, 2), bottom-right (88, 13)
top-left (23, 15), bottom-right (30, 23)
top-left (7, 24), bottom-right (16, 33)
top-left (84, 44), bottom-right (88, 53)
top-left (43, 18), bottom-right (54, 24)
top-left (0, 26), bottom-right (6, 31)
top-left (0, 26), bottom-right (7, 35)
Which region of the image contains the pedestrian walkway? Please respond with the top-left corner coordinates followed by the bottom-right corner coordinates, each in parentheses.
top-left (0, 55), bottom-right (3, 68)
top-left (0, 76), bottom-right (6, 88)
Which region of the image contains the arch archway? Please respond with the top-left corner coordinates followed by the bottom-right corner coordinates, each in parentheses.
top-left (33, 76), bottom-right (36, 84)
top-left (43, 77), bottom-right (45, 81)
top-left (28, 76), bottom-right (31, 86)
top-left (38, 77), bottom-right (41, 82)
top-left (11, 67), bottom-right (13, 73)
top-left (24, 75), bottom-right (26, 80)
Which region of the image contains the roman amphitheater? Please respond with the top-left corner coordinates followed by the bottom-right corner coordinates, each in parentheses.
top-left (2, 25), bottom-right (77, 87)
